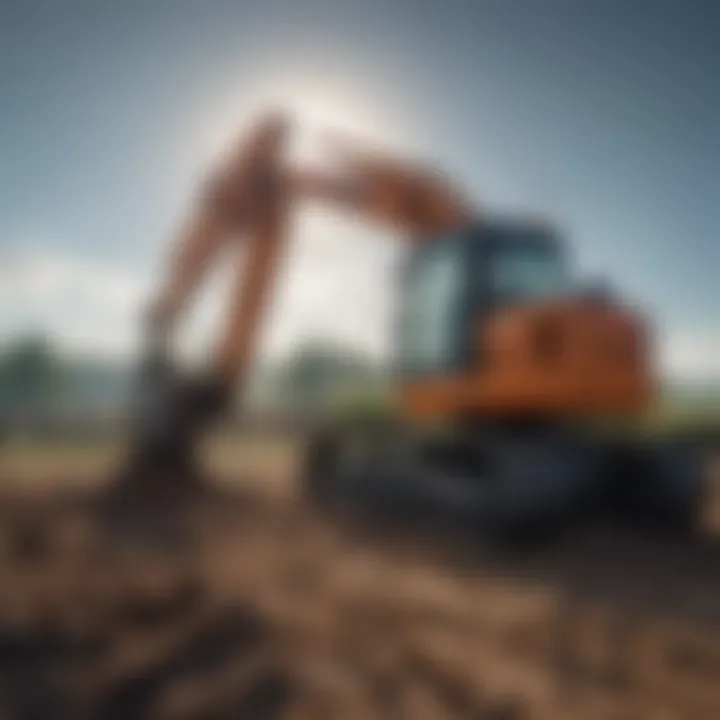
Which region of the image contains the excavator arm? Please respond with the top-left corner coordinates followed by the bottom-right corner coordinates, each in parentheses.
top-left (146, 114), bottom-right (470, 388)
top-left (123, 112), bottom-right (470, 483)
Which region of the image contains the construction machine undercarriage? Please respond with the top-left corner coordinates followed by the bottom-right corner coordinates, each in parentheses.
top-left (301, 420), bottom-right (707, 543)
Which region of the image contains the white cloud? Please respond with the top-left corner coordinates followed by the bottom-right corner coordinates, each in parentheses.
top-left (263, 211), bottom-right (400, 358)
top-left (0, 217), bottom-right (400, 367)
top-left (1, 235), bottom-right (717, 385)
top-left (175, 210), bottom-right (401, 365)
top-left (0, 244), bottom-right (149, 357)
top-left (659, 332), bottom-right (720, 382)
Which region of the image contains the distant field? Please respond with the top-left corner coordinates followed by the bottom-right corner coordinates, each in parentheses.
top-left (646, 400), bottom-right (720, 444)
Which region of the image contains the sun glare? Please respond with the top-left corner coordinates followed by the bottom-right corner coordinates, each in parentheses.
top-left (194, 72), bottom-right (410, 169)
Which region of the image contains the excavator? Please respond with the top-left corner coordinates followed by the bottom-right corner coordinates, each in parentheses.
top-left (115, 111), bottom-right (707, 539)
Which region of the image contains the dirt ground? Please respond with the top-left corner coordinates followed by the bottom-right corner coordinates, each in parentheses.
top-left (0, 437), bottom-right (718, 720)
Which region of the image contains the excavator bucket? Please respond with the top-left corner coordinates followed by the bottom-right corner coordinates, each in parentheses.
top-left (101, 347), bottom-right (231, 547)
top-left (118, 357), bottom-right (225, 494)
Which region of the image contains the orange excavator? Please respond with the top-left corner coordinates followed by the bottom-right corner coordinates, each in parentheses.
top-left (119, 112), bottom-right (706, 538)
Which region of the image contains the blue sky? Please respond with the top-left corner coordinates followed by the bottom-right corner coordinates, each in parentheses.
top-left (1, 0), bottom-right (718, 378)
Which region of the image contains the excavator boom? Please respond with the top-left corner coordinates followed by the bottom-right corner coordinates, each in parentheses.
top-left (123, 113), bottom-right (470, 484)
top-left (147, 114), bottom-right (470, 386)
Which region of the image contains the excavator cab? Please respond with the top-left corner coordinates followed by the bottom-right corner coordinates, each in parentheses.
top-left (396, 219), bottom-right (654, 423)
top-left (397, 219), bottom-right (567, 379)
